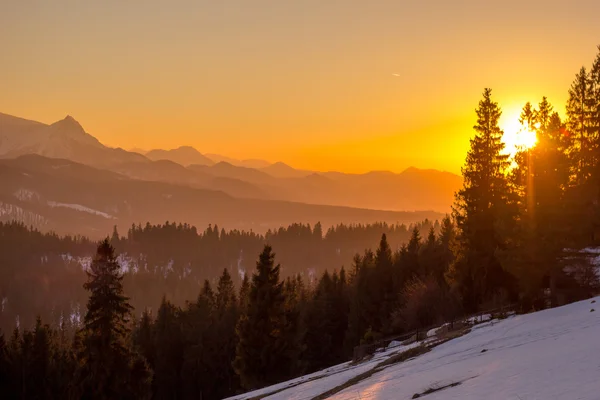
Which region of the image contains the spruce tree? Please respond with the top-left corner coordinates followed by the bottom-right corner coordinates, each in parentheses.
top-left (29, 317), bottom-right (53, 399)
top-left (75, 238), bottom-right (151, 399)
top-left (238, 274), bottom-right (250, 311)
top-left (374, 234), bottom-right (395, 333)
top-left (509, 99), bottom-right (572, 308)
top-left (0, 333), bottom-right (10, 396)
top-left (403, 227), bottom-right (421, 282)
top-left (450, 88), bottom-right (518, 311)
top-left (566, 66), bottom-right (595, 186)
top-left (302, 271), bottom-right (336, 372)
top-left (181, 280), bottom-right (216, 399)
top-left (344, 254), bottom-right (369, 352)
top-left (216, 268), bottom-right (237, 311)
top-left (214, 268), bottom-right (240, 398)
top-left (153, 298), bottom-right (183, 400)
top-left (233, 245), bottom-right (287, 389)
top-left (438, 216), bottom-right (456, 274)
top-left (591, 46), bottom-right (600, 144)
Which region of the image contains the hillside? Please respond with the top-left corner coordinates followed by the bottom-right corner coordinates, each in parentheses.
top-left (0, 155), bottom-right (442, 237)
top-left (228, 297), bottom-right (600, 400)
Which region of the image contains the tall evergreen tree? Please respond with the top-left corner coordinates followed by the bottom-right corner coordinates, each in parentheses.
top-left (214, 268), bottom-right (240, 398)
top-left (153, 298), bottom-right (183, 400)
top-left (374, 234), bottom-right (395, 333)
top-left (75, 239), bottom-right (151, 399)
top-left (181, 283), bottom-right (215, 399)
top-left (591, 46), bottom-right (600, 145)
top-left (234, 245), bottom-right (288, 390)
top-left (509, 99), bottom-right (573, 308)
top-left (302, 271), bottom-right (336, 372)
top-left (566, 66), bottom-right (595, 186)
top-left (0, 333), bottom-right (10, 396)
top-left (449, 88), bottom-right (517, 311)
top-left (238, 274), bottom-right (250, 311)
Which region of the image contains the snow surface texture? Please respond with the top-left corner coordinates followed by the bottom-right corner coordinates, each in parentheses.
top-left (228, 296), bottom-right (600, 400)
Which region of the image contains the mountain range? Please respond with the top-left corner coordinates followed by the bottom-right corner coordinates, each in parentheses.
top-left (0, 112), bottom-right (461, 235)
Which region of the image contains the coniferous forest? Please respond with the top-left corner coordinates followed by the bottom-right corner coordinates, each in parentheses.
top-left (2, 47), bottom-right (600, 399)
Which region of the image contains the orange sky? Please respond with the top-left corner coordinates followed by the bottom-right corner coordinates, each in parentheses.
top-left (1, 1), bottom-right (598, 174)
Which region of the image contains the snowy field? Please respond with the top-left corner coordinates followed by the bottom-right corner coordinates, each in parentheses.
top-left (227, 296), bottom-right (600, 400)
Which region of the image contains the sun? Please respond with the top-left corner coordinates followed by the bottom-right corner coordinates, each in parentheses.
top-left (500, 107), bottom-right (538, 158)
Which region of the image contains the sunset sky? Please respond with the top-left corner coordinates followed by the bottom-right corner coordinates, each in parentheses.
top-left (2, 1), bottom-right (599, 174)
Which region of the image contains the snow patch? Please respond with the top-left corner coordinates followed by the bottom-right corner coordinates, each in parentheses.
top-left (61, 254), bottom-right (92, 271)
top-left (0, 201), bottom-right (48, 226)
top-left (47, 201), bottom-right (115, 219)
top-left (14, 188), bottom-right (40, 202)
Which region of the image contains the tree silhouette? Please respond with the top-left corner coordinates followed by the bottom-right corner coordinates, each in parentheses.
top-left (449, 88), bottom-right (517, 311)
top-left (75, 238), bottom-right (151, 399)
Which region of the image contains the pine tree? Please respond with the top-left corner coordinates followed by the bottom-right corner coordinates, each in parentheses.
top-left (29, 317), bottom-right (53, 399)
top-left (438, 216), bottom-right (456, 277)
top-left (0, 333), bottom-right (10, 396)
top-left (153, 298), bottom-right (183, 400)
top-left (588, 46), bottom-right (600, 241)
top-left (419, 227), bottom-right (438, 279)
top-left (75, 238), bottom-right (151, 399)
top-left (450, 88), bottom-right (518, 311)
top-left (566, 66), bottom-right (595, 186)
top-left (133, 310), bottom-right (154, 369)
top-left (181, 284), bottom-right (214, 399)
top-left (591, 46), bottom-right (600, 145)
top-left (344, 250), bottom-right (378, 349)
top-left (509, 99), bottom-right (572, 308)
top-left (216, 268), bottom-right (237, 311)
top-left (403, 227), bottom-right (421, 282)
top-left (374, 234), bottom-right (395, 333)
top-left (344, 254), bottom-right (367, 352)
top-left (281, 276), bottom-right (305, 378)
top-left (51, 321), bottom-right (77, 399)
top-left (7, 328), bottom-right (21, 398)
top-left (302, 271), bottom-right (336, 372)
top-left (238, 274), bottom-right (250, 311)
top-left (214, 268), bottom-right (240, 398)
top-left (233, 245), bottom-right (287, 389)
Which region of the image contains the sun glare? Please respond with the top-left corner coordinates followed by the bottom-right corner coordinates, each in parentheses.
top-left (500, 109), bottom-right (538, 158)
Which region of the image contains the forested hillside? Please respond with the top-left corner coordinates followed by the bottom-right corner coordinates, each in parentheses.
top-left (0, 219), bottom-right (436, 333)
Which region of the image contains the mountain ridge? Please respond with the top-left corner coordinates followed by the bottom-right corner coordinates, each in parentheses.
top-left (0, 112), bottom-right (462, 212)
top-left (0, 154), bottom-right (442, 237)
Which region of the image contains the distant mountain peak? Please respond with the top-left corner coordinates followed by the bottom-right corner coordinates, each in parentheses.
top-left (175, 145), bottom-right (199, 152)
top-left (146, 146), bottom-right (213, 166)
top-left (50, 115), bottom-right (86, 135)
top-left (214, 161), bottom-right (235, 167)
top-left (271, 161), bottom-right (293, 168)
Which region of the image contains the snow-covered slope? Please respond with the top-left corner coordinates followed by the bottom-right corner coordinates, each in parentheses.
top-left (229, 296), bottom-right (600, 400)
